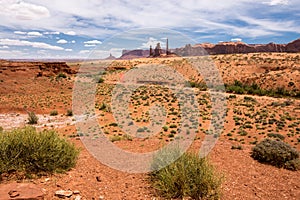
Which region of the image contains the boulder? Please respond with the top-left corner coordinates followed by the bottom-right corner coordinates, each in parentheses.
top-left (0, 183), bottom-right (45, 200)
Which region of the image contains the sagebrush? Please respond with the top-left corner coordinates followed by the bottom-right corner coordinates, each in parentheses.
top-left (150, 148), bottom-right (223, 200)
top-left (0, 127), bottom-right (79, 176)
top-left (251, 138), bottom-right (300, 171)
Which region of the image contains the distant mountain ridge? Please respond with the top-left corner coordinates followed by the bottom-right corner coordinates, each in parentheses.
top-left (119, 38), bottom-right (300, 59)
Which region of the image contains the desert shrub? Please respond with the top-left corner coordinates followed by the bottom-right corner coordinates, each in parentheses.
top-left (285, 159), bottom-right (300, 171)
top-left (99, 103), bottom-right (107, 111)
top-left (267, 133), bottom-right (285, 140)
top-left (251, 138), bottom-right (300, 170)
top-left (150, 149), bottom-right (223, 200)
top-left (109, 122), bottom-right (118, 127)
top-left (162, 126), bottom-right (168, 132)
top-left (50, 110), bottom-right (58, 116)
top-left (0, 126), bottom-right (3, 132)
top-left (57, 73), bottom-right (67, 78)
top-left (185, 81), bottom-right (207, 91)
top-left (231, 145), bottom-right (243, 150)
top-left (225, 80), bottom-right (297, 97)
top-left (243, 96), bottom-right (256, 103)
top-left (97, 78), bottom-right (105, 83)
top-left (27, 112), bottom-right (38, 124)
top-left (66, 109), bottom-right (73, 116)
top-left (169, 124), bottom-right (177, 129)
top-left (110, 135), bottom-right (122, 142)
top-left (0, 127), bottom-right (79, 175)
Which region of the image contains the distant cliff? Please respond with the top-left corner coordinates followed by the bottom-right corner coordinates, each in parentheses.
top-left (175, 40), bottom-right (298, 55)
top-left (119, 38), bottom-right (300, 59)
top-left (0, 60), bottom-right (76, 77)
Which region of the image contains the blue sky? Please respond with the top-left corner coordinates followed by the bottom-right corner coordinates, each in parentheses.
top-left (0, 0), bottom-right (299, 59)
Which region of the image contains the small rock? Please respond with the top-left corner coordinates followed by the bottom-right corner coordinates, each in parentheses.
top-left (0, 183), bottom-right (44, 200)
top-left (99, 195), bottom-right (105, 200)
top-left (96, 176), bottom-right (102, 182)
top-left (8, 190), bottom-right (20, 198)
top-left (74, 195), bottom-right (82, 200)
top-left (73, 190), bottom-right (80, 194)
top-left (45, 178), bottom-right (50, 182)
top-left (55, 190), bottom-right (73, 198)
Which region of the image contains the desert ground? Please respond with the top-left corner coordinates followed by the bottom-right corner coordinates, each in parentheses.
top-left (0, 53), bottom-right (299, 199)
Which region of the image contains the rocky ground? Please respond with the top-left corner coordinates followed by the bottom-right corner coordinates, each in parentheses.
top-left (0, 54), bottom-right (299, 199)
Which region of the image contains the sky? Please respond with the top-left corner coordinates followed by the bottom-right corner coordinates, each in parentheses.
top-left (0, 0), bottom-right (299, 59)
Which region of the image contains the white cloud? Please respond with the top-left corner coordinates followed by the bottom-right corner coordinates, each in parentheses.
top-left (237, 16), bottom-right (299, 33)
top-left (84, 40), bottom-right (102, 45)
top-left (194, 18), bottom-right (281, 38)
top-left (79, 50), bottom-right (90, 54)
top-left (263, 0), bottom-right (289, 6)
top-left (0, 39), bottom-right (64, 50)
top-left (231, 38), bottom-right (242, 42)
top-left (141, 37), bottom-right (166, 49)
top-left (57, 39), bottom-right (68, 44)
top-left (65, 49), bottom-right (73, 52)
top-left (84, 44), bottom-right (97, 47)
top-left (14, 31), bottom-right (27, 35)
top-left (0, 0), bottom-right (297, 41)
top-left (0, 46), bottom-right (9, 49)
top-left (0, 0), bottom-right (298, 60)
top-left (84, 40), bottom-right (102, 47)
top-left (65, 31), bottom-right (76, 36)
top-left (0, 0), bottom-right (50, 20)
top-left (44, 31), bottom-right (60, 35)
top-left (27, 31), bottom-right (43, 37)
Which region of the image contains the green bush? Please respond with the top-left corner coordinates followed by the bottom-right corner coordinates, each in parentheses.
top-left (27, 112), bottom-right (38, 124)
top-left (57, 73), bottom-right (67, 78)
top-left (251, 138), bottom-right (300, 171)
top-left (50, 110), bottom-right (58, 116)
top-left (0, 127), bottom-right (79, 175)
top-left (285, 159), bottom-right (300, 171)
top-left (150, 149), bottom-right (223, 200)
top-left (267, 133), bottom-right (285, 140)
top-left (225, 80), bottom-right (296, 97)
top-left (231, 145), bottom-right (243, 150)
top-left (66, 109), bottom-right (73, 116)
top-left (97, 78), bottom-right (105, 83)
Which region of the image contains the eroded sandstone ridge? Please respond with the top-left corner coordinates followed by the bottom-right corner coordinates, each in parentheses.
top-left (119, 38), bottom-right (300, 59)
top-left (0, 60), bottom-right (76, 77)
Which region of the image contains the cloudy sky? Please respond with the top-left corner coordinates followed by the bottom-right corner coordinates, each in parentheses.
top-left (0, 0), bottom-right (299, 59)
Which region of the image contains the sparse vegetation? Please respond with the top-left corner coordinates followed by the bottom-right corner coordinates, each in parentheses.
top-left (225, 80), bottom-right (297, 98)
top-left (27, 112), bottom-right (38, 124)
top-left (231, 145), bottom-right (243, 150)
top-left (97, 77), bottom-right (105, 83)
top-left (66, 109), bottom-right (73, 116)
top-left (57, 73), bottom-right (67, 79)
top-left (50, 110), bottom-right (58, 116)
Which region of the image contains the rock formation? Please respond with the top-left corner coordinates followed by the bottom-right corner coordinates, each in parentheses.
top-left (154, 43), bottom-right (162, 57)
top-left (119, 38), bottom-right (300, 59)
top-left (104, 53), bottom-right (116, 60)
top-left (0, 60), bottom-right (76, 77)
